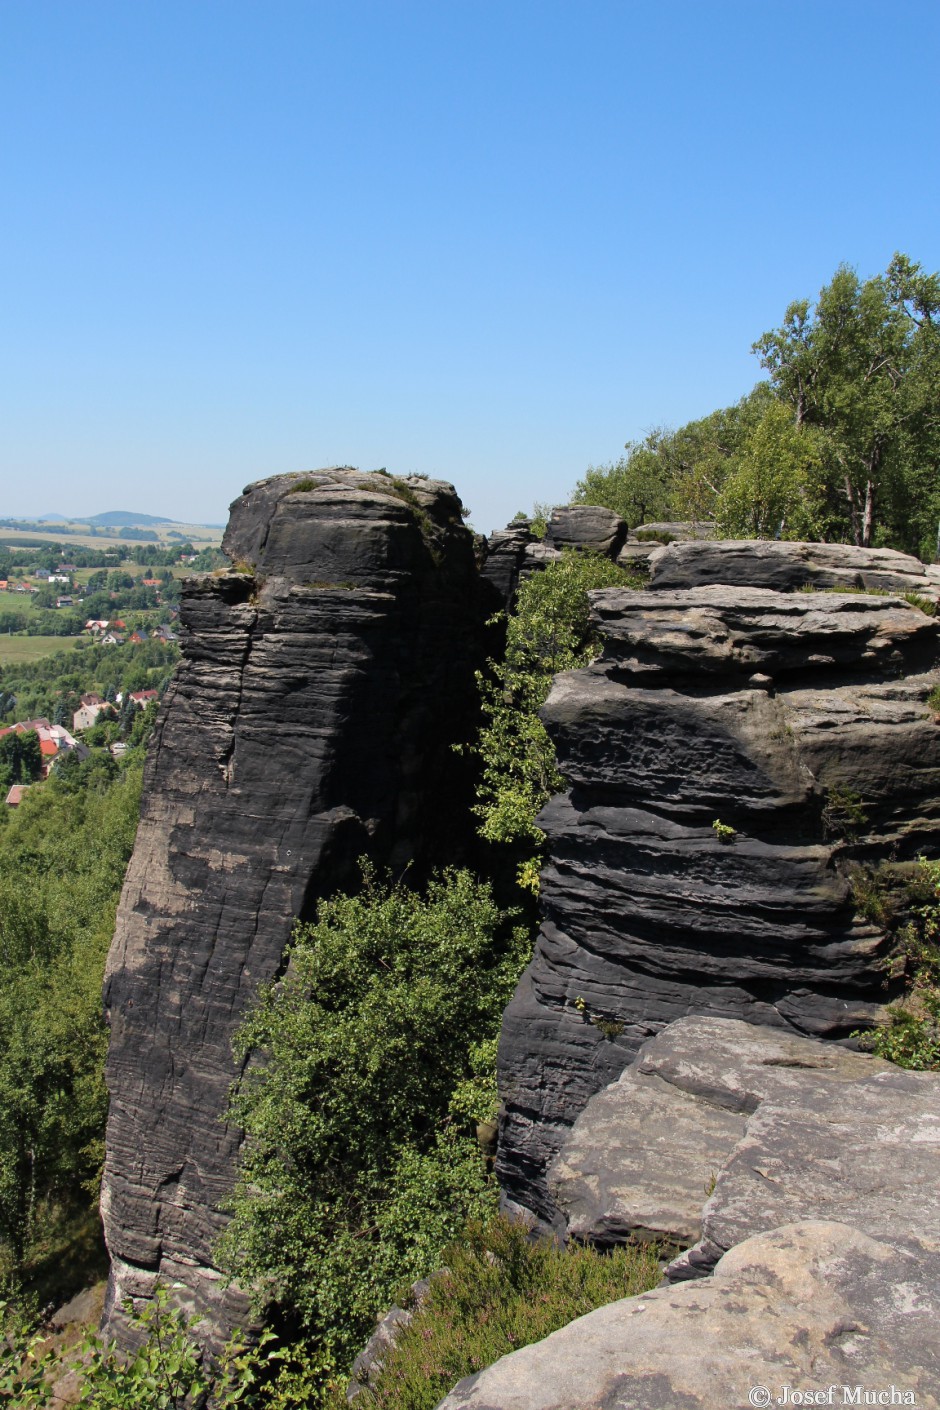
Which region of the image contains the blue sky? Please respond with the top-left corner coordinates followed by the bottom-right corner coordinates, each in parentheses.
top-left (2, 1), bottom-right (938, 536)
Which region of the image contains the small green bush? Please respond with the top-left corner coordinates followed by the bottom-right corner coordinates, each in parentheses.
top-left (856, 857), bottom-right (940, 1069)
top-left (359, 1216), bottom-right (662, 1410)
top-left (903, 591), bottom-right (937, 616)
top-left (822, 787), bottom-right (869, 839)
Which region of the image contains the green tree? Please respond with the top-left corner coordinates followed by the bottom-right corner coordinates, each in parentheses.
top-left (573, 385), bottom-right (775, 528)
top-left (715, 400), bottom-right (829, 539)
top-left (0, 763), bottom-right (142, 1272)
top-left (572, 436), bottom-right (676, 527)
top-left (221, 868), bottom-right (529, 1401)
top-left (753, 253), bottom-right (940, 552)
top-left (0, 731), bottom-right (42, 792)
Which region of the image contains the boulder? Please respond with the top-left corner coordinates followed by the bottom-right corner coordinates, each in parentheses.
top-left (435, 1222), bottom-right (940, 1410)
top-left (677, 1066), bottom-right (940, 1278)
top-left (546, 506), bottom-right (628, 558)
top-left (633, 520), bottom-right (716, 541)
top-left (480, 522), bottom-right (536, 604)
top-left (648, 538), bottom-right (935, 594)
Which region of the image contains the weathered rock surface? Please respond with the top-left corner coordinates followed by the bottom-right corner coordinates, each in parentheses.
top-left (633, 520), bottom-right (716, 541)
top-left (685, 1066), bottom-right (940, 1276)
top-left (100, 469), bottom-right (488, 1345)
top-left (549, 1017), bottom-right (887, 1248)
top-left (497, 575), bottom-right (940, 1227)
top-left (435, 1222), bottom-right (940, 1410)
top-left (648, 538), bottom-right (938, 594)
top-left (546, 505), bottom-right (627, 558)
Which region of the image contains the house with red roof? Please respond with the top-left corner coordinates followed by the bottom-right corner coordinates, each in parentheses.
top-left (129, 689), bottom-right (159, 709)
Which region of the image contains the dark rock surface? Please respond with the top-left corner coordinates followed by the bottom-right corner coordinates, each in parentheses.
top-left (633, 519), bottom-right (716, 541)
top-left (435, 1222), bottom-right (940, 1410)
top-left (546, 506), bottom-right (627, 558)
top-left (497, 578), bottom-right (940, 1228)
top-left (100, 469), bottom-right (488, 1346)
top-left (479, 521), bottom-right (535, 605)
top-left (648, 538), bottom-right (938, 594)
top-left (549, 1017), bottom-right (886, 1248)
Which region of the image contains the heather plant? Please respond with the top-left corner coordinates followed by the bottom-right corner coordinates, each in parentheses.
top-left (857, 857), bottom-right (940, 1069)
top-left (358, 1216), bottom-right (662, 1410)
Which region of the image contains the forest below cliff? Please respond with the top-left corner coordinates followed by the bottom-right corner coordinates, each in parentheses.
top-left (2, 254), bottom-right (940, 1407)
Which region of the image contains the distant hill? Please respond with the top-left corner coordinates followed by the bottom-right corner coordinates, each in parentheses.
top-left (87, 510), bottom-right (172, 526)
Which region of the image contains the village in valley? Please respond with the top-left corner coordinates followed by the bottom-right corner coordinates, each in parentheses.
top-left (0, 526), bottom-right (219, 807)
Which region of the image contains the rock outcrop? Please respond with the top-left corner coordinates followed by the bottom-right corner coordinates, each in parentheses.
top-left (549, 1017), bottom-right (888, 1249)
top-left (100, 469), bottom-right (488, 1345)
top-left (648, 538), bottom-right (940, 595)
top-left (439, 1017), bottom-right (940, 1407)
top-left (436, 1221), bottom-right (940, 1410)
top-left (481, 506), bottom-right (629, 605)
top-left (497, 547), bottom-right (940, 1228)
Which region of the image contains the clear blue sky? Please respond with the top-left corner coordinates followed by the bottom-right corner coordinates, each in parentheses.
top-left (2, 1), bottom-right (938, 536)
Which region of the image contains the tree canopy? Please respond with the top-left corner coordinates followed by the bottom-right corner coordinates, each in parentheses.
top-left (575, 254), bottom-right (940, 558)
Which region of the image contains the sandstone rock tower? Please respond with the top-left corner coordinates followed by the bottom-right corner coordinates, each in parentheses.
top-left (100, 470), bottom-right (487, 1341)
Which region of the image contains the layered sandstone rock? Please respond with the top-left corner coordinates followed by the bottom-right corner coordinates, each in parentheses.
top-left (480, 506), bottom-right (629, 605)
top-left (497, 567), bottom-right (940, 1227)
top-left (100, 469), bottom-right (487, 1344)
top-left (648, 537), bottom-right (939, 595)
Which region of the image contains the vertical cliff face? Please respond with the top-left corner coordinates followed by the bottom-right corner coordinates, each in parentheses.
top-left (497, 553), bottom-right (940, 1228)
top-left (100, 470), bottom-right (488, 1343)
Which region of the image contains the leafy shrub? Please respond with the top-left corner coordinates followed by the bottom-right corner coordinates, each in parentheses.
top-left (856, 857), bottom-right (940, 1069)
top-left (359, 1216), bottom-right (662, 1410)
top-left (465, 551), bottom-right (632, 888)
top-left (220, 867), bottom-right (530, 1400)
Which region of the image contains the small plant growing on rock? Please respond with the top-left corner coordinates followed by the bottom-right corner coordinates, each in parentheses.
top-left (711, 819), bottom-right (736, 843)
top-left (573, 994), bottom-right (624, 1039)
top-left (927, 684), bottom-right (940, 718)
top-left (822, 787), bottom-right (869, 839)
top-left (903, 591), bottom-right (937, 616)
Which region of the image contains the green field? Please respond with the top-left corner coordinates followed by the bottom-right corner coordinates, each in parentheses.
top-left (71, 561), bottom-right (195, 584)
top-left (0, 522), bottom-right (222, 551)
top-left (0, 635), bottom-right (81, 665)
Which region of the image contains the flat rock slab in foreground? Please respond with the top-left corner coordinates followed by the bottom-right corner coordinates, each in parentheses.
top-left (696, 1066), bottom-right (940, 1270)
top-left (549, 1017), bottom-right (887, 1248)
top-left (435, 1222), bottom-right (940, 1410)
